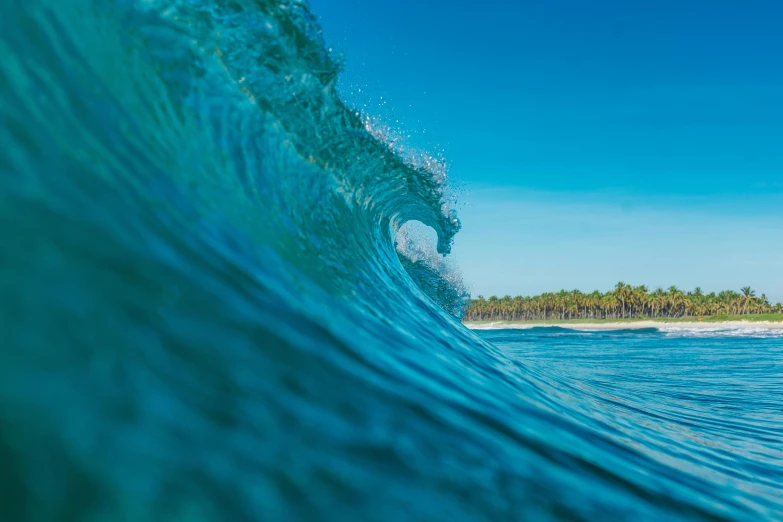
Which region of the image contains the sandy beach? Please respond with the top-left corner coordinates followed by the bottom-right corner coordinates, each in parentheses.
top-left (465, 321), bottom-right (783, 331)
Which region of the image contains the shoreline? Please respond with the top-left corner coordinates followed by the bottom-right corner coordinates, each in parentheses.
top-left (464, 320), bottom-right (783, 331)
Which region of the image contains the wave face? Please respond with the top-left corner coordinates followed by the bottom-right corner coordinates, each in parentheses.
top-left (1, 1), bottom-right (781, 521)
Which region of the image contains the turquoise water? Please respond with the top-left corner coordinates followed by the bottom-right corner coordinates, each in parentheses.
top-left (1, 0), bottom-right (782, 520)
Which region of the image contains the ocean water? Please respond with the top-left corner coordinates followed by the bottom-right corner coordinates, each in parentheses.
top-left (1, 0), bottom-right (782, 521)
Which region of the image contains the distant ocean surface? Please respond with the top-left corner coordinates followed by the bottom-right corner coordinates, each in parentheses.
top-left (1, 1), bottom-right (782, 521)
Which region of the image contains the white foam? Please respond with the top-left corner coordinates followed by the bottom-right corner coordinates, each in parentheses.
top-left (660, 326), bottom-right (783, 339)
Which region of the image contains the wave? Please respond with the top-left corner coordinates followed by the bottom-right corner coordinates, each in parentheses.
top-left (472, 323), bottom-right (783, 338)
top-left (1, 0), bottom-right (782, 521)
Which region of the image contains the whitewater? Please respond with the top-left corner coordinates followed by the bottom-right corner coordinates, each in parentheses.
top-left (1, 0), bottom-right (781, 521)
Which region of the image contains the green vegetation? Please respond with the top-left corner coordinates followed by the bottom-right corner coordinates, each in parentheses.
top-left (464, 314), bottom-right (783, 326)
top-left (463, 283), bottom-right (783, 322)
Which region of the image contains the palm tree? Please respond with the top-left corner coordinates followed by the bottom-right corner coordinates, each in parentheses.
top-left (634, 285), bottom-right (649, 317)
top-left (615, 282), bottom-right (628, 318)
top-left (741, 286), bottom-right (756, 315)
top-left (666, 286), bottom-right (680, 317)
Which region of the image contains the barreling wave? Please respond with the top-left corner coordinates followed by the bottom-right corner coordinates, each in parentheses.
top-left (2, 1), bottom-right (782, 521)
top-left (132, 0), bottom-right (461, 306)
top-left (2, 0), bottom-right (462, 308)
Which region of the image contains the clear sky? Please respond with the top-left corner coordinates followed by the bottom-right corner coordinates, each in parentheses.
top-left (310, 0), bottom-right (783, 303)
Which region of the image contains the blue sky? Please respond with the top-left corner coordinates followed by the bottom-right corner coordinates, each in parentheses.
top-left (310, 0), bottom-right (783, 302)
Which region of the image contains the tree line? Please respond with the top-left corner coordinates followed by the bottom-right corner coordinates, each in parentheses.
top-left (463, 283), bottom-right (783, 322)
